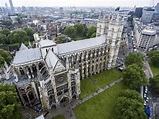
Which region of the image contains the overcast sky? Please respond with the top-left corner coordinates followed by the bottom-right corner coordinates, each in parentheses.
top-left (0, 0), bottom-right (159, 7)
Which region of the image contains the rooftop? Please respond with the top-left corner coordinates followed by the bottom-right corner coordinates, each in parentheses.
top-left (12, 48), bottom-right (42, 65)
top-left (57, 35), bottom-right (106, 54)
top-left (142, 29), bottom-right (156, 35)
top-left (39, 39), bottom-right (56, 48)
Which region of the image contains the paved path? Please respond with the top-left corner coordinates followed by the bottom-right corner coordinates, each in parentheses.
top-left (45, 78), bottom-right (123, 119)
top-left (88, 78), bottom-right (101, 90)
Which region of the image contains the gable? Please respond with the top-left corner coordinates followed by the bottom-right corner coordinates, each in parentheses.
top-left (53, 61), bottom-right (66, 73)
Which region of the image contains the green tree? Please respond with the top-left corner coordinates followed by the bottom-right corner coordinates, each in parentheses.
top-left (147, 51), bottom-right (159, 67)
top-left (9, 30), bottom-right (29, 44)
top-left (123, 63), bottom-right (148, 89)
top-left (90, 32), bottom-right (96, 38)
top-left (15, 17), bottom-right (22, 24)
top-left (149, 75), bottom-right (159, 94)
top-left (23, 27), bottom-right (34, 41)
top-left (0, 28), bottom-right (10, 36)
top-left (151, 54), bottom-right (159, 67)
top-left (87, 26), bottom-right (96, 38)
top-left (2, 20), bottom-right (12, 26)
top-left (0, 83), bottom-right (22, 119)
top-left (0, 49), bottom-right (12, 67)
top-left (125, 52), bottom-right (144, 67)
top-left (119, 90), bottom-right (144, 103)
top-left (147, 50), bottom-right (157, 58)
top-left (74, 24), bottom-right (85, 36)
top-left (116, 90), bottom-right (146, 119)
top-left (55, 34), bottom-right (66, 42)
top-left (64, 26), bottom-right (76, 38)
top-left (0, 34), bottom-right (6, 44)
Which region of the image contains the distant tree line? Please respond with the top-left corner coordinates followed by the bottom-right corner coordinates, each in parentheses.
top-left (0, 27), bottom-right (34, 45)
top-left (57, 23), bottom-right (96, 42)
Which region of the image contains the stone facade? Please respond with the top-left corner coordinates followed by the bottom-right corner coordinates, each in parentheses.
top-left (11, 13), bottom-right (125, 110)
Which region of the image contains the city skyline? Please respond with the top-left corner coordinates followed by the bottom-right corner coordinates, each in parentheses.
top-left (0, 0), bottom-right (159, 7)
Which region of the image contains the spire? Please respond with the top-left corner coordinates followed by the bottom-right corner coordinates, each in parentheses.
top-left (19, 43), bottom-right (28, 51)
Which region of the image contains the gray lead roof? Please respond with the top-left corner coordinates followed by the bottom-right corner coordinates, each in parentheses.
top-left (57, 35), bottom-right (106, 54)
top-left (13, 48), bottom-right (42, 65)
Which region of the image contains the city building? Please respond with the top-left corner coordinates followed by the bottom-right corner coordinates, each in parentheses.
top-left (134, 7), bottom-right (143, 18)
top-left (9, 0), bottom-right (15, 14)
top-left (141, 7), bottom-right (155, 24)
top-left (155, 3), bottom-right (159, 13)
top-left (138, 25), bottom-right (156, 50)
top-left (8, 13), bottom-right (125, 110)
top-left (133, 19), bottom-right (156, 50)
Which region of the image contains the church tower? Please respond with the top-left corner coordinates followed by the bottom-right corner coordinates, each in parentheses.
top-left (107, 13), bottom-right (125, 69)
top-left (96, 13), bottom-right (125, 69)
top-left (96, 15), bottom-right (109, 37)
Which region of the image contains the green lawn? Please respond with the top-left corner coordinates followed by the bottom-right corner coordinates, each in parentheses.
top-left (52, 115), bottom-right (65, 119)
top-left (91, 69), bottom-right (122, 88)
top-left (149, 62), bottom-right (159, 76)
top-left (79, 79), bottom-right (98, 100)
top-left (79, 69), bottom-right (122, 100)
top-left (75, 82), bottom-right (125, 119)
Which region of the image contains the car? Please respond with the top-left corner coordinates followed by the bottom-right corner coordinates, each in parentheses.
top-left (134, 49), bottom-right (137, 52)
top-left (145, 86), bottom-right (148, 91)
top-left (144, 101), bottom-right (147, 106)
top-left (145, 89), bottom-right (148, 93)
top-left (146, 97), bottom-right (149, 102)
top-left (144, 93), bottom-right (147, 98)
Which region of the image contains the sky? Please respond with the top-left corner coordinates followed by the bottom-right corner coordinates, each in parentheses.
top-left (0, 0), bottom-right (159, 7)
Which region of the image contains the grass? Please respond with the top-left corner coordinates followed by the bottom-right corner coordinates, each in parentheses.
top-left (149, 62), bottom-right (159, 76)
top-left (91, 69), bottom-right (122, 88)
top-left (52, 115), bottom-right (65, 119)
top-left (79, 79), bottom-right (98, 100)
top-left (74, 82), bottom-right (125, 119)
top-left (79, 69), bottom-right (122, 100)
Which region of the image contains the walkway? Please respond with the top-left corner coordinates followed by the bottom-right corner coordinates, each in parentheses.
top-left (45, 78), bottom-right (123, 119)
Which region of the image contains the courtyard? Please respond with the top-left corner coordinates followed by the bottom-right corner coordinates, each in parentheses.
top-left (75, 82), bottom-right (125, 119)
top-left (80, 69), bottom-right (122, 99)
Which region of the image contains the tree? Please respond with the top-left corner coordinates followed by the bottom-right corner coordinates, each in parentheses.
top-left (55, 34), bottom-right (67, 43)
top-left (119, 90), bottom-right (144, 103)
top-left (9, 30), bottom-right (29, 44)
top-left (125, 52), bottom-right (144, 68)
top-left (2, 20), bottom-right (12, 26)
top-left (147, 51), bottom-right (159, 67)
top-left (151, 54), bottom-right (159, 67)
top-left (64, 26), bottom-right (76, 38)
top-left (74, 24), bottom-right (85, 36)
top-left (0, 83), bottom-right (22, 119)
top-left (116, 90), bottom-right (146, 119)
top-left (87, 26), bottom-right (96, 38)
top-left (0, 34), bottom-right (6, 44)
top-left (16, 17), bottom-right (22, 24)
top-left (90, 32), bottom-right (96, 38)
top-left (149, 75), bottom-right (159, 94)
top-left (0, 28), bottom-right (10, 36)
top-left (23, 27), bottom-right (34, 41)
top-left (0, 49), bottom-right (12, 67)
top-left (123, 63), bottom-right (148, 89)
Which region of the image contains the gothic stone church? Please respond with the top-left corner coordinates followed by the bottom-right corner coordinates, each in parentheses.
top-left (11, 14), bottom-right (125, 110)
